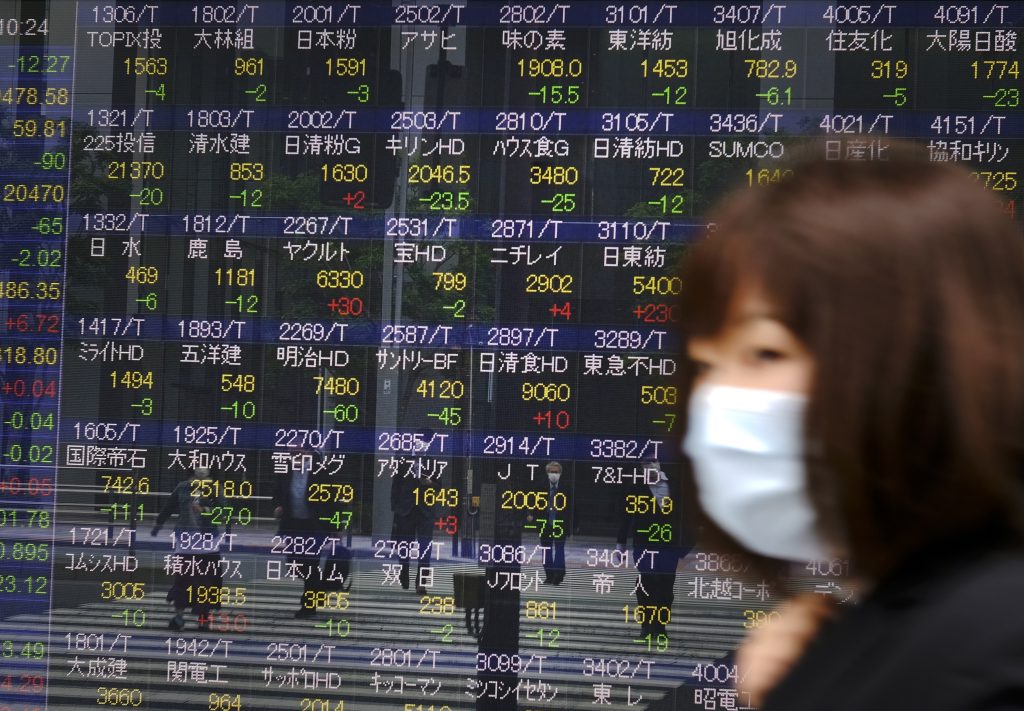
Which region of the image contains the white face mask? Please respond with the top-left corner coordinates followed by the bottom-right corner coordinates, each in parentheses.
top-left (547, 471), bottom-right (561, 485)
top-left (683, 384), bottom-right (832, 562)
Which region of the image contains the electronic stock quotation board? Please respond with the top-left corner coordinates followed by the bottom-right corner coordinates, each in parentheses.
top-left (0, 1), bottom-right (1022, 710)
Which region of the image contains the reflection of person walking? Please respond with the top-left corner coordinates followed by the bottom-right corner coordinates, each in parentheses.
top-left (540, 461), bottom-right (569, 585)
top-left (273, 448), bottom-right (325, 618)
top-left (617, 459), bottom-right (686, 639)
top-left (152, 467), bottom-right (225, 631)
top-left (390, 431), bottom-right (434, 594)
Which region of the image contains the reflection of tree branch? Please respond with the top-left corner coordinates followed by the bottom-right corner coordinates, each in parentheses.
top-left (264, 173), bottom-right (320, 212)
top-left (66, 124), bottom-right (122, 313)
top-left (266, 175), bottom-right (500, 327)
top-left (71, 125), bottom-right (122, 212)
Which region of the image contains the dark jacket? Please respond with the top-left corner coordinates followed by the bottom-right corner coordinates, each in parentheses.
top-left (272, 453), bottom-right (336, 533)
top-left (530, 476), bottom-right (574, 541)
top-left (155, 477), bottom-right (223, 533)
top-left (390, 468), bottom-right (424, 519)
top-left (616, 475), bottom-right (695, 559)
top-left (763, 530), bottom-right (1024, 710)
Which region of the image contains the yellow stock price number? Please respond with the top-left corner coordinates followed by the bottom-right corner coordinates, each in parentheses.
top-left (229, 162), bottom-right (264, 181)
top-left (12, 118), bottom-right (66, 138)
top-left (209, 693), bottom-right (243, 711)
top-left (416, 379), bottom-right (463, 399)
top-left (625, 494), bottom-right (674, 515)
top-left (101, 581), bottom-right (146, 600)
top-left (316, 270), bottom-right (364, 289)
top-left (408, 164), bottom-right (470, 184)
top-left (326, 57), bottom-right (367, 76)
top-left (744, 58), bottom-right (797, 79)
top-left (101, 475), bottom-right (150, 495)
top-left (221, 374), bottom-right (256, 393)
top-left (110, 370), bottom-right (153, 389)
top-left (971, 171), bottom-right (1018, 192)
top-left (743, 609), bottom-right (782, 629)
top-left (215, 267), bottom-right (255, 286)
top-left (530, 165), bottom-right (578, 185)
top-left (517, 57), bottom-right (583, 78)
top-left (0, 281), bottom-right (60, 299)
top-left (432, 272), bottom-right (466, 291)
top-left (419, 595), bottom-right (455, 615)
top-left (640, 58), bottom-right (687, 78)
top-left (321, 163), bottom-right (368, 182)
top-left (971, 60), bottom-right (1019, 80)
top-left (640, 385), bottom-right (677, 405)
top-left (314, 376), bottom-right (360, 395)
top-left (190, 479), bottom-right (253, 499)
top-left (501, 490), bottom-right (566, 511)
top-left (525, 274), bottom-right (573, 294)
top-left (633, 275), bottom-right (681, 295)
top-left (522, 382), bottom-right (571, 402)
top-left (413, 487), bottom-right (459, 507)
top-left (3, 184), bottom-right (64, 203)
top-left (623, 604), bottom-right (671, 626)
top-left (0, 86), bottom-right (67, 105)
top-left (235, 57), bottom-right (264, 76)
top-left (746, 168), bottom-right (793, 186)
top-left (124, 56), bottom-right (167, 75)
top-left (96, 687), bottom-right (143, 706)
top-left (0, 347), bottom-right (56, 365)
top-left (303, 590), bottom-right (349, 610)
top-left (870, 59), bottom-right (909, 79)
top-left (307, 482), bottom-right (355, 504)
top-left (107, 160), bottom-right (165, 180)
top-left (124, 266), bottom-right (158, 284)
top-left (526, 600), bottom-right (557, 619)
top-left (186, 585), bottom-right (247, 606)
top-left (302, 701), bottom-right (344, 711)
top-left (648, 167), bottom-right (685, 187)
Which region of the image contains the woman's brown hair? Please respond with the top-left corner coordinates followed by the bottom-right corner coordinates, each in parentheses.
top-left (678, 140), bottom-right (1024, 580)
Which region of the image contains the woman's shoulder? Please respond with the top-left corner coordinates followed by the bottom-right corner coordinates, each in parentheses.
top-left (763, 545), bottom-right (1024, 710)
top-left (918, 546), bottom-right (1024, 628)
top-left (905, 548), bottom-right (1024, 705)
top-left (868, 541), bottom-right (1024, 664)
top-left (878, 535), bottom-right (1024, 608)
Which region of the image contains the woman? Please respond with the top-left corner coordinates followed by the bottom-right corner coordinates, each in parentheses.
top-left (678, 141), bottom-right (1024, 709)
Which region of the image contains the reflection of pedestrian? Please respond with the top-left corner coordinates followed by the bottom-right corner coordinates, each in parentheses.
top-left (391, 430), bottom-right (434, 594)
top-left (617, 459), bottom-right (689, 638)
top-left (152, 467), bottom-right (224, 631)
top-left (273, 448), bottom-right (325, 618)
top-left (537, 461), bottom-right (570, 585)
